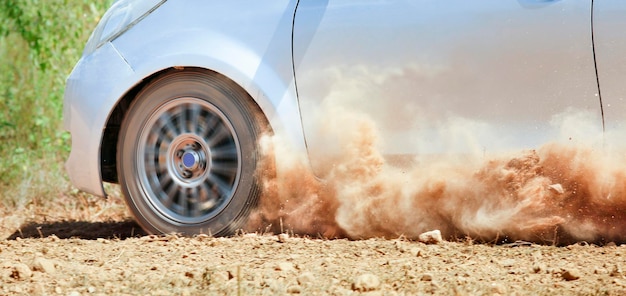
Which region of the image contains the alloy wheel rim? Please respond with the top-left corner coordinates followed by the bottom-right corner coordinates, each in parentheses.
top-left (136, 97), bottom-right (241, 224)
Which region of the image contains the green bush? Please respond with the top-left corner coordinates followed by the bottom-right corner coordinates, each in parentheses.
top-left (0, 0), bottom-right (112, 207)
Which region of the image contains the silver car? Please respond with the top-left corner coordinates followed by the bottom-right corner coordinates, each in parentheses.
top-left (63, 0), bottom-right (626, 236)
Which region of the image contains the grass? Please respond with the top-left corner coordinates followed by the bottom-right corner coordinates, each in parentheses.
top-left (0, 1), bottom-right (115, 219)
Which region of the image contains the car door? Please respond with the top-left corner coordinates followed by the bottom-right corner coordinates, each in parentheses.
top-left (293, 0), bottom-right (600, 174)
top-left (593, 0), bottom-right (626, 135)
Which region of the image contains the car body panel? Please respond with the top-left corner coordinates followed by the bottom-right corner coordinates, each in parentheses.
top-left (293, 0), bottom-right (601, 174)
top-left (64, 42), bottom-right (135, 196)
top-left (112, 0), bottom-right (303, 143)
top-left (594, 0), bottom-right (626, 133)
top-left (64, 0), bottom-right (304, 197)
top-left (65, 0), bottom-right (626, 198)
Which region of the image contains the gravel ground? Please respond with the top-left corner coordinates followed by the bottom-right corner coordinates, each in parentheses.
top-left (2, 228), bottom-right (626, 295)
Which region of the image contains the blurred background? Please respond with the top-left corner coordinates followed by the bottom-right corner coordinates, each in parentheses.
top-left (0, 0), bottom-right (127, 233)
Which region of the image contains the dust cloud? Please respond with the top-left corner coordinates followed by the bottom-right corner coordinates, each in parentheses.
top-left (245, 108), bottom-right (626, 245)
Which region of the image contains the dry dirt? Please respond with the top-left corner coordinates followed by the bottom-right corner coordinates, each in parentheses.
top-left (1, 210), bottom-right (626, 296)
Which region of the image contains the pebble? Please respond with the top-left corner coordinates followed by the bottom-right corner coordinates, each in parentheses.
top-left (548, 184), bottom-right (565, 194)
top-left (499, 259), bottom-right (516, 267)
top-left (610, 265), bottom-right (622, 277)
top-left (410, 247), bottom-right (424, 257)
top-left (286, 285), bottom-right (302, 294)
top-left (352, 273), bottom-right (381, 292)
top-left (418, 230), bottom-right (443, 244)
top-left (212, 270), bottom-right (229, 283)
top-left (97, 238), bottom-right (110, 244)
top-left (297, 272), bottom-right (315, 286)
top-left (531, 250), bottom-right (543, 261)
top-left (32, 257), bottom-right (55, 274)
top-left (562, 268), bottom-right (581, 281)
top-left (275, 262), bottom-right (295, 272)
top-left (490, 283), bottom-right (507, 294)
top-left (612, 279), bottom-right (626, 287)
top-left (11, 263), bottom-right (32, 280)
top-left (278, 233), bottom-right (289, 243)
top-left (532, 263), bottom-right (546, 274)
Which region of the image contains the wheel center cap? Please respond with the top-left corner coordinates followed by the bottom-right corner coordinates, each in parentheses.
top-left (182, 151), bottom-right (199, 169)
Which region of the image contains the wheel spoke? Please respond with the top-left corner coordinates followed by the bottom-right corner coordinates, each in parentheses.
top-left (157, 115), bottom-right (178, 142)
top-left (158, 171), bottom-right (172, 185)
top-left (199, 181), bottom-right (219, 210)
top-left (162, 183), bottom-right (179, 208)
top-left (157, 148), bottom-right (168, 166)
top-left (188, 187), bottom-right (201, 217)
top-left (211, 161), bottom-right (238, 178)
top-left (206, 124), bottom-right (230, 147)
top-left (189, 103), bottom-right (201, 134)
top-left (206, 174), bottom-right (233, 199)
top-left (211, 144), bottom-right (238, 161)
top-left (201, 114), bottom-right (219, 139)
top-left (178, 104), bottom-right (187, 134)
top-left (135, 96), bottom-right (243, 225)
top-left (144, 148), bottom-right (157, 168)
top-left (177, 187), bottom-right (187, 216)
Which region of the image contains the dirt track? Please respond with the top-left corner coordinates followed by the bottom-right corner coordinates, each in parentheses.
top-left (4, 135), bottom-right (626, 295)
top-left (1, 219), bottom-right (626, 295)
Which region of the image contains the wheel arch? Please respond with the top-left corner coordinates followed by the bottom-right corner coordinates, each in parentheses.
top-left (100, 67), bottom-right (272, 185)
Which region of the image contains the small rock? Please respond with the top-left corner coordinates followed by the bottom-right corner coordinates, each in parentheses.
top-left (286, 285), bottom-right (301, 294)
top-left (499, 259), bottom-right (516, 267)
top-left (548, 184), bottom-right (565, 194)
top-left (610, 265), bottom-right (622, 277)
top-left (410, 247), bottom-right (424, 257)
top-left (593, 266), bottom-right (605, 275)
top-left (171, 274), bottom-right (192, 287)
top-left (531, 250), bottom-right (543, 261)
top-left (212, 271), bottom-right (229, 283)
top-left (11, 263), bottom-right (32, 280)
top-left (490, 283), bottom-right (507, 294)
top-left (297, 272), bottom-right (315, 286)
top-left (96, 238), bottom-right (110, 244)
top-left (421, 273), bottom-right (433, 281)
top-left (278, 233), bottom-right (289, 243)
top-left (418, 230), bottom-right (443, 244)
top-left (30, 283), bottom-right (45, 295)
top-left (275, 262), bottom-right (295, 272)
top-left (88, 286), bottom-right (96, 293)
top-left (532, 263), bottom-right (546, 274)
top-left (352, 273), bottom-right (381, 292)
top-left (32, 257), bottom-right (55, 274)
top-left (562, 268), bottom-right (581, 281)
top-left (612, 278), bottom-right (626, 287)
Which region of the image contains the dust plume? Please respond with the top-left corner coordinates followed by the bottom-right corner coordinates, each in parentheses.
top-left (245, 108), bottom-right (626, 245)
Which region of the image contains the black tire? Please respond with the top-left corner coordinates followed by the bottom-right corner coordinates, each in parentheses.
top-left (117, 69), bottom-right (264, 236)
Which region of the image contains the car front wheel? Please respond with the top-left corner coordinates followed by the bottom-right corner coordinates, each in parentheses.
top-left (117, 69), bottom-right (264, 236)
